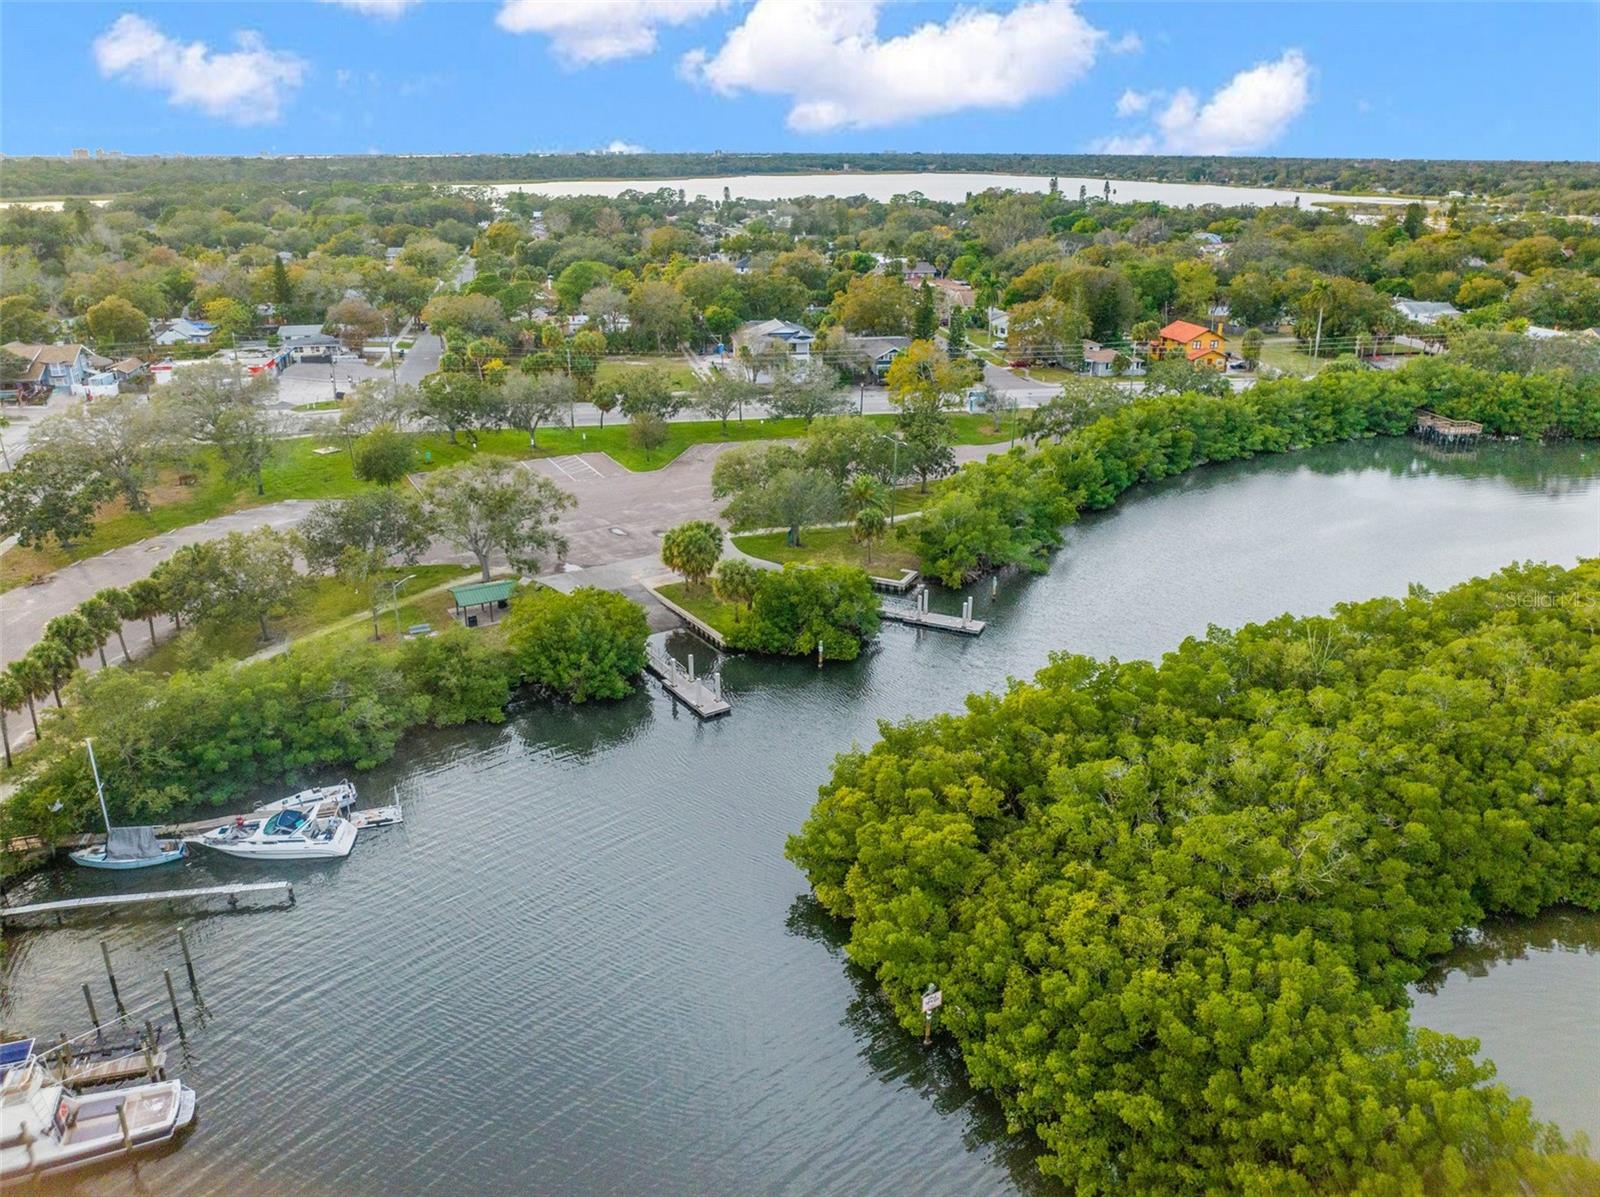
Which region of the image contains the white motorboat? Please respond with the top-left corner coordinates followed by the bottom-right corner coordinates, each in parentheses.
top-left (258, 779), bottom-right (358, 814)
top-left (69, 740), bottom-right (186, 871)
top-left (190, 802), bottom-right (357, 861)
top-left (0, 1041), bottom-right (196, 1182)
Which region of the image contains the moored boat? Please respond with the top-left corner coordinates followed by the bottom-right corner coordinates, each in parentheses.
top-left (190, 803), bottom-right (357, 861)
top-left (68, 740), bottom-right (185, 872)
top-left (258, 780), bottom-right (358, 814)
top-left (0, 1041), bottom-right (196, 1182)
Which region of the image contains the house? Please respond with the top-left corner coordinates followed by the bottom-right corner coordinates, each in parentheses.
top-left (1525, 325), bottom-right (1566, 340)
top-left (1081, 340), bottom-right (1142, 377)
top-left (1153, 320), bottom-right (1229, 371)
top-left (926, 277), bottom-right (975, 318)
top-left (986, 307), bottom-right (1010, 338)
top-left (903, 260), bottom-right (939, 285)
top-left (733, 318), bottom-right (814, 361)
top-left (2, 342), bottom-right (111, 395)
top-left (844, 335), bottom-right (911, 377)
top-left (281, 332), bottom-right (346, 361)
top-left (151, 318), bottom-right (214, 345)
top-left (109, 356), bottom-right (148, 382)
top-left (1391, 298), bottom-right (1462, 326)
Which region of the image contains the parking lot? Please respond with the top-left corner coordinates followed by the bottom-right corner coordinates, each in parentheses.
top-left (274, 353), bottom-right (389, 408)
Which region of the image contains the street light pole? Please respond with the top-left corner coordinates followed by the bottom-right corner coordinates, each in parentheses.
top-left (873, 433), bottom-right (902, 526)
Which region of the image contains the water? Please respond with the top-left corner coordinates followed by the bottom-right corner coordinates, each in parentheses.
top-left (4, 438), bottom-right (1596, 1196)
top-left (1410, 909), bottom-right (1600, 1146)
top-left (476, 172), bottom-right (1410, 210)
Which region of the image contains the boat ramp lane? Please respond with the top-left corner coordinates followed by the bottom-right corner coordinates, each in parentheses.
top-left (645, 646), bottom-right (731, 719)
top-left (0, 881), bottom-right (295, 928)
top-left (880, 587), bottom-right (987, 636)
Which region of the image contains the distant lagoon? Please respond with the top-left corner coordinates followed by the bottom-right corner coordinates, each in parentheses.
top-left (471, 171), bottom-right (1417, 209)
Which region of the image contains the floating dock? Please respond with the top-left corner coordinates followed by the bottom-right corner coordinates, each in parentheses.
top-left (880, 590), bottom-right (986, 636)
top-left (1, 881), bottom-right (294, 926)
top-left (645, 646), bottom-right (731, 719)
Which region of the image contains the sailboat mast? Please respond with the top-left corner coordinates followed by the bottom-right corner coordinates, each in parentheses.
top-left (86, 737), bottom-right (113, 836)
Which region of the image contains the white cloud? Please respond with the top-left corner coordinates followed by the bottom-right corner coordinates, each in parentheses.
top-left (1095, 50), bottom-right (1311, 156)
top-left (1115, 88), bottom-right (1153, 117)
top-left (497, 0), bottom-right (726, 65)
top-left (1154, 50), bottom-right (1312, 154)
top-left (320, 0), bottom-right (419, 17)
top-left (683, 0), bottom-right (1104, 133)
top-left (92, 14), bottom-right (306, 125)
top-left (602, 140), bottom-right (646, 154)
top-left (1108, 31), bottom-right (1142, 53)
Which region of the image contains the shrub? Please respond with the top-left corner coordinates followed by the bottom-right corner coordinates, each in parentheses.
top-left (504, 586), bottom-right (648, 702)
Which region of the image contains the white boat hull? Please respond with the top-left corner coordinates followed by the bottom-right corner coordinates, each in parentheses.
top-left (1, 1059), bottom-right (196, 1183)
top-left (192, 816), bottom-right (356, 861)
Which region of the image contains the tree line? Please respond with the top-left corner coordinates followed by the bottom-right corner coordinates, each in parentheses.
top-left (786, 560), bottom-right (1600, 1192)
top-left (904, 358), bottom-right (1600, 585)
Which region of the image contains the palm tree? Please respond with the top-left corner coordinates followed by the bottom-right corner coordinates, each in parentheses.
top-left (78, 596), bottom-right (120, 668)
top-left (0, 673), bottom-right (22, 767)
top-left (27, 640), bottom-right (77, 707)
top-left (97, 587), bottom-right (136, 661)
top-left (845, 474), bottom-right (887, 516)
top-left (6, 658), bottom-right (46, 738)
top-left (126, 577), bottom-right (166, 642)
top-left (43, 613), bottom-right (97, 670)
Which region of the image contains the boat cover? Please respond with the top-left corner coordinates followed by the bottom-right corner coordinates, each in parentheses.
top-left (105, 825), bottom-right (163, 861)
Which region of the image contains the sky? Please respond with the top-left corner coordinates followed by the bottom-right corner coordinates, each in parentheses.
top-left (1, 1), bottom-right (1597, 162)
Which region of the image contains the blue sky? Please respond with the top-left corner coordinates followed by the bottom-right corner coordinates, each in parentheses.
top-left (2, 1), bottom-right (1597, 161)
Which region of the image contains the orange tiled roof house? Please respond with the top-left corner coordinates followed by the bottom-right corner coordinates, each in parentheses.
top-left (1152, 320), bottom-right (1229, 371)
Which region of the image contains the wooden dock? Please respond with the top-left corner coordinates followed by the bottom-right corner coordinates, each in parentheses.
top-left (1413, 408), bottom-right (1484, 446)
top-left (57, 1045), bottom-right (168, 1088)
top-left (881, 590), bottom-right (986, 636)
top-left (1, 881), bottom-right (294, 926)
top-left (645, 646), bottom-right (731, 719)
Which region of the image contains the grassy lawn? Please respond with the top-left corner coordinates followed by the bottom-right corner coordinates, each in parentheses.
top-left (654, 580), bottom-right (741, 639)
top-left (594, 356), bottom-right (699, 391)
top-left (1259, 339), bottom-right (1324, 378)
top-left (1, 413), bottom-right (1013, 591)
top-left (732, 524), bottom-right (921, 574)
top-left (133, 563), bottom-right (478, 675)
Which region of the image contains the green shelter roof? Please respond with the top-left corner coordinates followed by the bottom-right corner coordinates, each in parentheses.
top-left (450, 579), bottom-right (516, 607)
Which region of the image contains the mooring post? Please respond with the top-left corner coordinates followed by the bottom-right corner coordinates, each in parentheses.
top-left (287, 882), bottom-right (296, 906)
top-left (143, 1019), bottom-right (158, 1076)
top-left (163, 969), bottom-right (185, 1037)
top-left (712, 673), bottom-right (722, 700)
top-left (82, 982), bottom-right (100, 1031)
top-left (100, 939), bottom-right (123, 1010)
top-left (116, 1103), bottom-right (133, 1149)
top-left (688, 653), bottom-right (695, 683)
top-left (992, 575), bottom-right (998, 599)
top-left (178, 926), bottom-right (197, 988)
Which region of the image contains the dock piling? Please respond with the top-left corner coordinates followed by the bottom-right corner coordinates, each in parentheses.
top-left (116, 1103), bottom-right (133, 1149)
top-left (100, 939), bottom-right (123, 1010)
top-left (82, 982), bottom-right (100, 1031)
top-left (178, 926), bottom-right (196, 988)
top-left (163, 968), bottom-right (185, 1036)
top-left (142, 1020), bottom-right (158, 1076)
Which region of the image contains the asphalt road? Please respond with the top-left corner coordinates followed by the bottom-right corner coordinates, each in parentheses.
top-left (1, 500), bottom-right (314, 668)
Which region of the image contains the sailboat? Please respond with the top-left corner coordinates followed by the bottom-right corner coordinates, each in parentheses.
top-left (67, 740), bottom-right (186, 871)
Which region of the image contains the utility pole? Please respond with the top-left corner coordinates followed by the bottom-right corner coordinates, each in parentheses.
top-left (1312, 306), bottom-right (1324, 361)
